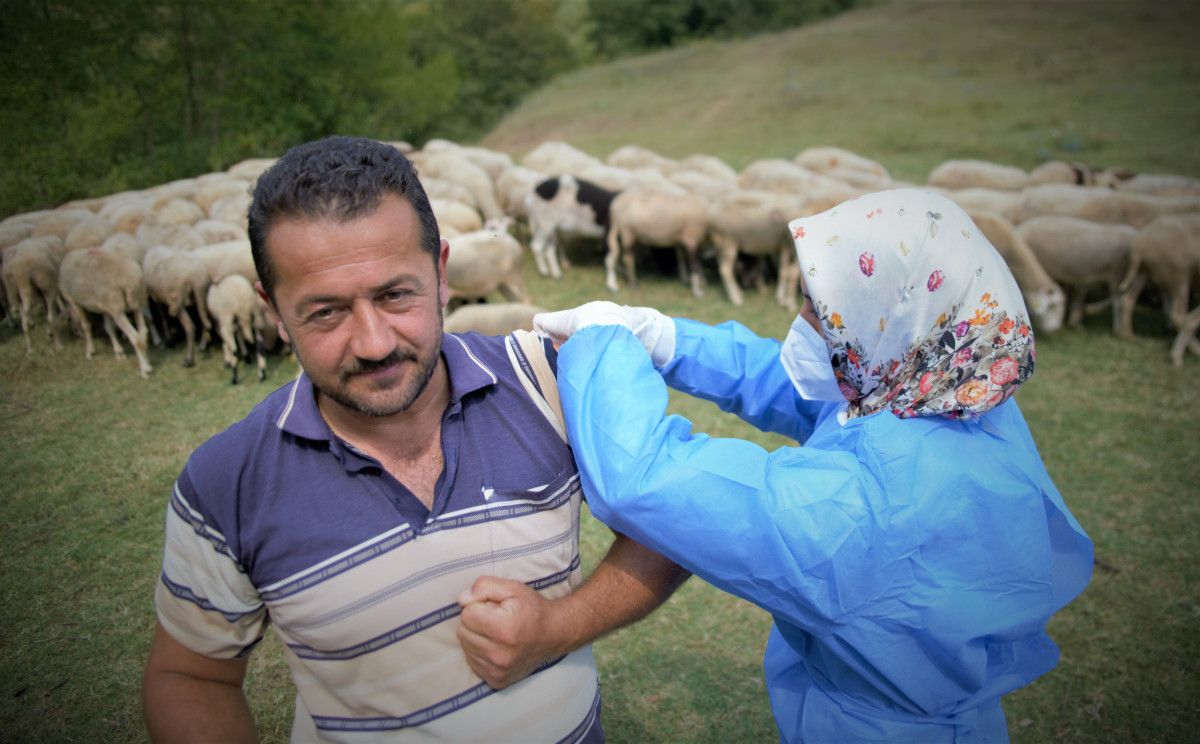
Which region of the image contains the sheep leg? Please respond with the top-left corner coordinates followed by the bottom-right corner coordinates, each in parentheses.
top-left (103, 315), bottom-right (126, 359)
top-left (528, 230), bottom-right (551, 276)
top-left (178, 309), bottom-right (196, 368)
top-left (1169, 305), bottom-right (1200, 367)
top-left (499, 276), bottom-right (531, 304)
top-left (218, 316), bottom-right (240, 384)
top-left (254, 332), bottom-right (266, 382)
top-left (713, 232), bottom-right (744, 306)
top-left (43, 289), bottom-right (63, 351)
top-left (193, 284), bottom-right (212, 349)
top-left (68, 300), bottom-right (95, 359)
top-left (673, 245), bottom-right (689, 285)
top-left (557, 240), bottom-right (571, 272)
top-left (604, 226), bottom-right (623, 293)
top-left (17, 286), bottom-right (34, 355)
top-left (776, 248), bottom-right (799, 311)
top-left (685, 244), bottom-right (705, 299)
top-left (620, 235), bottom-right (638, 289)
top-left (1066, 286), bottom-right (1085, 327)
top-left (111, 310), bottom-right (152, 378)
top-left (1115, 273), bottom-right (1145, 339)
top-left (1165, 282), bottom-right (1190, 331)
top-left (145, 305), bottom-right (165, 347)
top-left (531, 226), bottom-right (562, 279)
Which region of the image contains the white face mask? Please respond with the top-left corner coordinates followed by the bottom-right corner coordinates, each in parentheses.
top-left (779, 313), bottom-right (844, 402)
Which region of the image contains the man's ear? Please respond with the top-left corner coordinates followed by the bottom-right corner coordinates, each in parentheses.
top-left (255, 280), bottom-right (290, 345)
top-left (437, 238), bottom-right (450, 311)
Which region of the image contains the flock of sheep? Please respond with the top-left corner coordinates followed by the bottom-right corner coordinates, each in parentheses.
top-left (2, 138), bottom-right (1199, 382)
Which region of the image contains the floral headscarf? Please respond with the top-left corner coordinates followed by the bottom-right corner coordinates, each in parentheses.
top-left (787, 188), bottom-right (1034, 420)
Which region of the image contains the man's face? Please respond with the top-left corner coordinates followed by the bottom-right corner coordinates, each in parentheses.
top-left (262, 194), bottom-right (449, 418)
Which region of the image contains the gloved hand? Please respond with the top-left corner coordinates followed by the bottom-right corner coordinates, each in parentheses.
top-left (534, 301), bottom-right (676, 367)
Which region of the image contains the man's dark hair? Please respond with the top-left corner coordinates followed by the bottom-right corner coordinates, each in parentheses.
top-left (248, 136), bottom-right (440, 300)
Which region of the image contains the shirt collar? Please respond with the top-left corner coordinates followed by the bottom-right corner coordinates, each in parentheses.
top-left (275, 332), bottom-right (499, 441)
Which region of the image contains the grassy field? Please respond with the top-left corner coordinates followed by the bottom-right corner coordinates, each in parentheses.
top-left (484, 0), bottom-right (1200, 180)
top-left (2, 1), bottom-right (1199, 742)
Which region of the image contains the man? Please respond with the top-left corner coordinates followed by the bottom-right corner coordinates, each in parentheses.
top-left (142, 136), bottom-right (686, 743)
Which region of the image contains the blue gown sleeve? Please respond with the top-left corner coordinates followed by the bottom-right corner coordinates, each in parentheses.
top-left (558, 324), bottom-right (882, 630)
top-left (661, 318), bottom-right (829, 443)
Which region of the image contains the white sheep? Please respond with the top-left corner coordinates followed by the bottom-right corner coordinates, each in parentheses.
top-left (192, 219), bottom-right (247, 245)
top-left (58, 197), bottom-right (105, 212)
top-left (148, 178), bottom-right (199, 209)
top-left (100, 232), bottom-right (149, 266)
top-left (137, 222), bottom-right (205, 251)
top-left (1015, 184), bottom-right (1200, 228)
top-left (1026, 161), bottom-right (1090, 187)
top-left (1015, 215), bottom-right (1139, 335)
top-left (605, 187), bottom-right (708, 297)
top-left (494, 166), bottom-right (546, 220)
top-left (2, 236), bottom-right (66, 354)
top-left (206, 273), bottom-right (267, 384)
top-left (58, 245), bottom-right (153, 377)
top-left (794, 146), bottom-right (889, 181)
top-left (578, 164), bottom-right (635, 193)
top-left (927, 159), bottom-right (1029, 191)
top-left (606, 144), bottom-right (677, 173)
top-left (460, 146), bottom-right (515, 183)
top-left (1120, 214), bottom-right (1200, 365)
top-left (967, 211), bottom-right (1066, 333)
top-left (194, 178), bottom-right (251, 214)
top-left (155, 197), bottom-right (205, 227)
top-left (143, 245), bottom-right (213, 367)
top-left (422, 177), bottom-right (480, 212)
top-left (521, 141), bottom-right (602, 177)
top-left (628, 168), bottom-right (687, 195)
top-left (943, 187), bottom-right (1025, 224)
top-left (668, 169), bottom-right (737, 204)
top-left (193, 239), bottom-right (257, 284)
top-left (64, 214), bottom-right (115, 252)
top-left (32, 208), bottom-right (97, 240)
top-left (208, 191), bottom-right (252, 228)
top-left (444, 302), bottom-right (546, 336)
top-left (707, 189), bottom-right (808, 309)
top-left (674, 154), bottom-right (738, 182)
top-left (102, 196), bottom-right (156, 234)
top-left (431, 199), bottom-right (483, 237)
top-left (1115, 173), bottom-right (1200, 198)
top-left (226, 158), bottom-right (277, 182)
top-left (738, 159), bottom-right (852, 197)
top-left (412, 150), bottom-right (503, 220)
top-left (445, 220), bottom-right (529, 308)
top-left (0, 220), bottom-right (35, 251)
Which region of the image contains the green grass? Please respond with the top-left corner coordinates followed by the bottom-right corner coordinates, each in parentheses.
top-left (484, 0), bottom-right (1200, 180)
top-left (3, 1), bottom-right (1199, 741)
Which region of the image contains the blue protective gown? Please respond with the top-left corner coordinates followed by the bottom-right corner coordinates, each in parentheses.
top-left (556, 319), bottom-right (1093, 744)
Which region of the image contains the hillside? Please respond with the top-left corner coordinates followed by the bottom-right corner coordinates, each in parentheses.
top-left (483, 0), bottom-right (1200, 181)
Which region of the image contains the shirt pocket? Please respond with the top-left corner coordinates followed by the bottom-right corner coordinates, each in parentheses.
top-left (480, 462), bottom-right (583, 597)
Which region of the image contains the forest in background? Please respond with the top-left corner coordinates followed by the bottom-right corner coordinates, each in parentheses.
top-left (0, 0), bottom-right (855, 217)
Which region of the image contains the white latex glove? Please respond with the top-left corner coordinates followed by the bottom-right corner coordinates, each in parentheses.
top-left (534, 301), bottom-right (676, 367)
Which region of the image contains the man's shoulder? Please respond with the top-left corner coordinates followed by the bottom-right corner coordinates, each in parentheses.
top-left (183, 378), bottom-right (303, 492)
top-left (446, 330), bottom-right (559, 379)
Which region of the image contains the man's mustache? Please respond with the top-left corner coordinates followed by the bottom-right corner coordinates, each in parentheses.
top-left (342, 350), bottom-right (416, 379)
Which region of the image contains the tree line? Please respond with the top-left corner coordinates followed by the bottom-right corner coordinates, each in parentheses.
top-left (0, 0), bottom-right (857, 217)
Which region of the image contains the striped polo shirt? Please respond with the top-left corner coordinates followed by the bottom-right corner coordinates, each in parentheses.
top-left (155, 332), bottom-right (602, 743)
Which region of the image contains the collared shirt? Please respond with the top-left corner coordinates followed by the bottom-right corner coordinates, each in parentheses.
top-left (155, 332), bottom-right (602, 743)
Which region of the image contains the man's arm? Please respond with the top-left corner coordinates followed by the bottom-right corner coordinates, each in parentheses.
top-left (143, 621), bottom-right (258, 743)
top-left (457, 535), bottom-right (689, 689)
